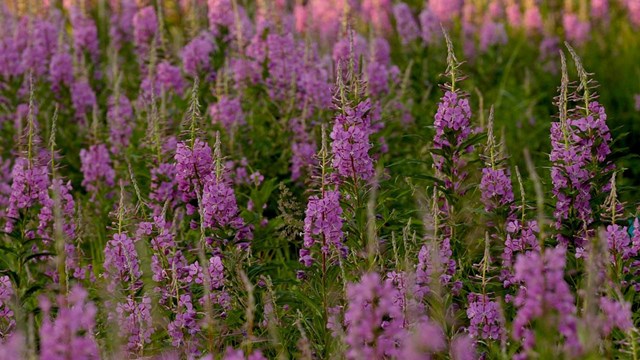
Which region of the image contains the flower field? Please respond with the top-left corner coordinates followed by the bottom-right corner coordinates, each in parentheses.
top-left (1, 0), bottom-right (640, 359)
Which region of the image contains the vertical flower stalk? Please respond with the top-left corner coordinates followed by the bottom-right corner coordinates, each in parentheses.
top-left (432, 32), bottom-right (475, 196)
top-left (550, 48), bottom-right (615, 251)
top-left (39, 285), bottom-right (100, 359)
top-left (330, 99), bottom-right (375, 183)
top-left (103, 186), bottom-right (154, 354)
top-left (512, 247), bottom-right (581, 357)
top-left (80, 143), bottom-right (116, 195)
top-left (344, 273), bottom-right (405, 359)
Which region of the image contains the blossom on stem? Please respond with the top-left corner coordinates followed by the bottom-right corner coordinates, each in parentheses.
top-left (330, 100), bottom-right (375, 182)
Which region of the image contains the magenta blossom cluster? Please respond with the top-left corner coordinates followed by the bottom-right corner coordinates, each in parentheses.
top-left (466, 293), bottom-right (503, 340)
top-left (209, 96), bottom-right (246, 133)
top-left (289, 117), bottom-right (316, 182)
top-left (103, 232), bottom-right (142, 293)
top-left (175, 139), bottom-right (214, 204)
top-left (181, 31), bottom-right (215, 77)
top-left (4, 158), bottom-right (50, 234)
top-left (80, 144), bottom-right (116, 194)
top-left (300, 190), bottom-right (345, 267)
top-left (330, 99), bottom-right (375, 182)
top-left (479, 167), bottom-right (514, 212)
top-left (0, 276), bottom-right (15, 338)
top-left (115, 295), bottom-right (154, 353)
top-left (550, 101), bottom-right (613, 248)
top-left (107, 94), bottom-right (134, 153)
top-left (501, 220), bottom-right (540, 289)
top-left (344, 273), bottom-right (404, 359)
top-left (201, 174), bottom-right (250, 242)
top-left (414, 238), bottom-right (460, 299)
top-left (513, 247), bottom-right (580, 355)
top-left (598, 296), bottom-right (632, 336)
top-left (39, 285), bottom-right (100, 359)
top-left (433, 90), bottom-right (474, 193)
top-left (393, 3), bottom-right (420, 45)
top-left (132, 6), bottom-right (158, 58)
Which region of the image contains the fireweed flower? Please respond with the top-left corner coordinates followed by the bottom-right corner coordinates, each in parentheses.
top-left (109, 0), bottom-right (137, 49)
top-left (207, 0), bottom-right (253, 42)
top-left (71, 80), bottom-right (97, 119)
top-left (523, 4), bottom-right (542, 34)
top-left (429, 0), bottom-right (462, 23)
top-left (262, 33), bottom-right (305, 102)
top-left (563, 12), bottom-right (590, 45)
top-left (20, 19), bottom-right (58, 77)
top-left (157, 61), bottom-right (186, 95)
top-left (181, 31), bottom-right (216, 77)
top-left (300, 189), bottom-right (345, 266)
top-left (605, 224), bottom-right (634, 261)
top-left (551, 101), bottom-right (613, 247)
top-left (393, 3), bottom-right (419, 45)
top-left (140, 61), bottom-right (186, 101)
top-left (506, 0), bottom-right (521, 28)
top-left (175, 139), bottom-right (213, 204)
top-left (80, 144), bottom-right (116, 194)
top-left (419, 7), bottom-right (440, 44)
top-left (290, 117), bottom-right (317, 181)
top-left (103, 232), bottom-right (142, 293)
top-left (399, 318), bottom-right (446, 359)
top-left (627, 0), bottom-right (640, 27)
top-left (209, 96), bottom-right (246, 133)
top-left (49, 50), bottom-right (74, 91)
top-left (361, 0), bottom-right (392, 33)
top-left (208, 0), bottom-right (235, 37)
top-left (479, 167), bottom-right (514, 212)
top-left (598, 296), bottom-right (632, 336)
top-left (107, 94), bottom-right (133, 153)
top-left (501, 220), bottom-right (540, 289)
top-left (479, 16), bottom-right (508, 53)
top-left (115, 295), bottom-right (154, 353)
top-left (70, 7), bottom-right (99, 61)
top-left (0, 276), bottom-right (15, 338)
top-left (133, 6), bottom-right (158, 57)
top-left (168, 294), bottom-right (200, 352)
top-left (466, 293), bottom-right (504, 340)
top-left (344, 273), bottom-right (405, 359)
top-left (4, 158), bottom-right (50, 234)
top-left (450, 335), bottom-right (477, 360)
top-left (39, 179), bottom-right (77, 242)
top-left (201, 173), bottom-right (249, 241)
top-left (0, 157), bottom-right (11, 220)
top-left (330, 99), bottom-right (375, 182)
top-left (591, 0), bottom-right (609, 20)
top-left (414, 238), bottom-right (459, 298)
top-left (433, 90), bottom-right (473, 193)
top-left (332, 31), bottom-right (368, 74)
top-left (149, 163), bottom-right (180, 215)
top-left (39, 285), bottom-right (100, 360)
top-left (0, 36), bottom-right (22, 78)
top-left (513, 247), bottom-right (581, 355)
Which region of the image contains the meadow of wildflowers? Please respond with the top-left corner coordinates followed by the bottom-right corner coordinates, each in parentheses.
top-left (1, 0), bottom-right (640, 359)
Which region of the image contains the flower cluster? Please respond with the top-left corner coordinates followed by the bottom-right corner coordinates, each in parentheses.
top-left (330, 100), bottom-right (375, 182)
top-left (433, 90), bottom-right (473, 193)
top-left (80, 144), bottom-right (116, 194)
top-left (344, 273), bottom-right (404, 359)
top-left (39, 286), bottom-right (100, 359)
top-left (513, 247), bottom-right (580, 355)
top-left (466, 293), bottom-right (503, 340)
top-left (300, 190), bottom-right (345, 266)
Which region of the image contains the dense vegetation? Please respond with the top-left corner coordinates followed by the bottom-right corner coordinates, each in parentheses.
top-left (0, 0), bottom-right (640, 359)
